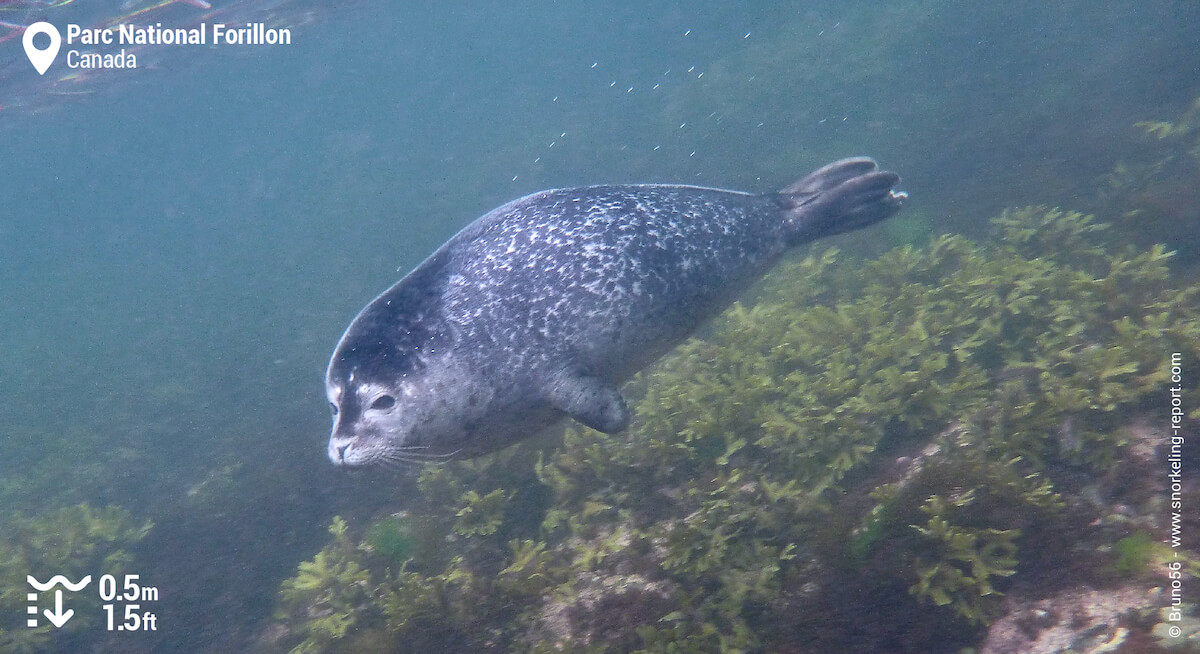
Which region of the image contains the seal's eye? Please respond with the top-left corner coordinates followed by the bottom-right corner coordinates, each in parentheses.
top-left (371, 395), bottom-right (396, 410)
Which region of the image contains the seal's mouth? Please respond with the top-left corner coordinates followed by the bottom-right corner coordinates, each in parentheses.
top-left (328, 433), bottom-right (462, 467)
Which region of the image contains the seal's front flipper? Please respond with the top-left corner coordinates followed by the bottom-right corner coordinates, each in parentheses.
top-left (545, 369), bottom-right (631, 433)
top-left (780, 157), bottom-right (906, 244)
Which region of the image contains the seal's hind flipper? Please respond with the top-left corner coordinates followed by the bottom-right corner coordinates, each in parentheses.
top-left (545, 369), bottom-right (631, 434)
top-left (779, 157), bottom-right (906, 244)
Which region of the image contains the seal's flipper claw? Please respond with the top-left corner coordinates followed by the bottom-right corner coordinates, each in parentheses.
top-left (781, 157), bottom-right (879, 198)
top-left (779, 157), bottom-right (905, 244)
top-left (545, 369), bottom-right (631, 433)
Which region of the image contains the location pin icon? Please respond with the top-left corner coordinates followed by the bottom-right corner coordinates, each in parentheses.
top-left (23, 22), bottom-right (62, 76)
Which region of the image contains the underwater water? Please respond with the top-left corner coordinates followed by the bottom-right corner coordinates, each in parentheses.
top-left (1, 1), bottom-right (1199, 652)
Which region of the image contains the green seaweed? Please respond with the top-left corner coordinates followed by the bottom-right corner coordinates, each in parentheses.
top-left (273, 205), bottom-right (1200, 653)
top-left (908, 494), bottom-right (1020, 624)
top-left (1133, 96), bottom-right (1200, 141)
top-left (1113, 531), bottom-right (1156, 576)
top-left (1101, 96), bottom-right (1200, 265)
top-left (453, 488), bottom-right (511, 538)
top-left (275, 517), bottom-right (370, 654)
top-left (363, 515), bottom-right (414, 563)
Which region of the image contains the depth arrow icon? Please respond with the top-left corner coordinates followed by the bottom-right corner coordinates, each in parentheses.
top-left (43, 589), bottom-right (73, 628)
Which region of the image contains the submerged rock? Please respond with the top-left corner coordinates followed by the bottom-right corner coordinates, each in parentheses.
top-left (979, 586), bottom-right (1152, 654)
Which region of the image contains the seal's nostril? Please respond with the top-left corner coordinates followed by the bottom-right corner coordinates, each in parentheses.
top-left (336, 444), bottom-right (349, 460)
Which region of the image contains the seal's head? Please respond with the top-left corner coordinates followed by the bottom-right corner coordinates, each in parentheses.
top-left (325, 337), bottom-right (487, 466)
top-left (324, 266), bottom-right (492, 466)
top-left (325, 364), bottom-right (420, 467)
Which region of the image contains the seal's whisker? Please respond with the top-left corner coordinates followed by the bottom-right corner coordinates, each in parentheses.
top-left (406, 448), bottom-right (461, 461)
top-left (376, 447), bottom-right (462, 466)
top-left (393, 445), bottom-right (461, 460)
top-left (378, 452), bottom-right (424, 468)
top-left (421, 449), bottom-right (462, 464)
top-left (369, 447), bottom-right (463, 468)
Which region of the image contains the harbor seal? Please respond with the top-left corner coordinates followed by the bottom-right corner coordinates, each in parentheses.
top-left (326, 157), bottom-right (905, 465)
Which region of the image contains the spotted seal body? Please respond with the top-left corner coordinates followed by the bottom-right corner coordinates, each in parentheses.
top-left (326, 158), bottom-right (904, 465)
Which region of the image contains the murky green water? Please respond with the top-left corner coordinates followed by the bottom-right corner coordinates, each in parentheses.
top-left (1, 2), bottom-right (1197, 652)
